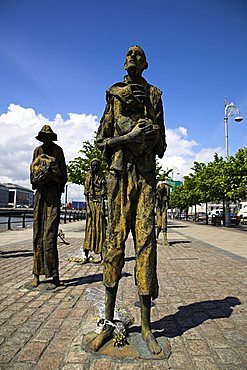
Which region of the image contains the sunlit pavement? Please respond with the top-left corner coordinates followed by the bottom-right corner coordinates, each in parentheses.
top-left (0, 220), bottom-right (246, 369)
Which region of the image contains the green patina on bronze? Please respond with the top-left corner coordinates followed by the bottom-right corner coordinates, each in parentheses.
top-left (30, 125), bottom-right (67, 288)
top-left (86, 46), bottom-right (170, 358)
top-left (156, 182), bottom-right (170, 245)
top-left (83, 159), bottom-right (107, 258)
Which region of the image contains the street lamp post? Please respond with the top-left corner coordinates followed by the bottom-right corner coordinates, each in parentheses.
top-left (224, 97), bottom-right (243, 159)
top-left (224, 97), bottom-right (243, 226)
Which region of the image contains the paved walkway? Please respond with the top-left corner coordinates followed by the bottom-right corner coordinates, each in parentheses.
top-left (0, 220), bottom-right (246, 369)
top-left (168, 219), bottom-right (247, 260)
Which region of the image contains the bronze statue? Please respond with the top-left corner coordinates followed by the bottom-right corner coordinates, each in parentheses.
top-left (156, 182), bottom-right (170, 245)
top-left (30, 125), bottom-right (67, 288)
top-left (91, 46), bottom-right (167, 355)
top-left (83, 159), bottom-right (107, 263)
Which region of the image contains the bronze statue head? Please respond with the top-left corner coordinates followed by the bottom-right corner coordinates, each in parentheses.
top-left (124, 45), bottom-right (148, 76)
top-left (36, 125), bottom-right (57, 143)
top-left (91, 159), bottom-right (100, 174)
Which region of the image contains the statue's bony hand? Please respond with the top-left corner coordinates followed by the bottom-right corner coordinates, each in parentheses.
top-left (128, 121), bottom-right (151, 142)
top-left (129, 119), bottom-right (158, 144)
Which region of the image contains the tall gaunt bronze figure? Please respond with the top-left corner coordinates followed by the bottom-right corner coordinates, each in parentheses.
top-left (90, 46), bottom-right (168, 355)
top-left (83, 159), bottom-right (107, 263)
top-left (30, 125), bottom-right (67, 288)
top-left (156, 182), bottom-right (170, 245)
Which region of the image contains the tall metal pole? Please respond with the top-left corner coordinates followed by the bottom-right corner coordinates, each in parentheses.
top-left (223, 97), bottom-right (242, 226)
top-left (224, 117), bottom-right (229, 159)
top-left (224, 96), bottom-right (229, 158)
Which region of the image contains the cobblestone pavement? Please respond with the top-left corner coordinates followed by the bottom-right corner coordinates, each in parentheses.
top-left (0, 220), bottom-right (246, 369)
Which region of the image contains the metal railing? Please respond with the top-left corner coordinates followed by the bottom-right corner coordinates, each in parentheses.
top-left (0, 208), bottom-right (86, 230)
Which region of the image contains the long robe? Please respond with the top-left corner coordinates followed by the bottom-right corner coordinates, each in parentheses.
top-left (156, 183), bottom-right (170, 238)
top-left (83, 169), bottom-right (106, 254)
top-left (30, 143), bottom-right (67, 277)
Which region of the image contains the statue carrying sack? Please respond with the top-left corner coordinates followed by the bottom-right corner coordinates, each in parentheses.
top-left (30, 154), bottom-right (62, 186)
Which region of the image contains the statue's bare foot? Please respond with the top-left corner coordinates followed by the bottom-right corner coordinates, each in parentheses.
top-left (31, 275), bottom-right (39, 288)
top-left (142, 331), bottom-right (162, 355)
top-left (88, 327), bottom-right (113, 352)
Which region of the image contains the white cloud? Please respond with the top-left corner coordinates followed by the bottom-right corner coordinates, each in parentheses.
top-left (0, 104), bottom-right (225, 200)
top-left (0, 104), bottom-right (98, 199)
top-left (159, 126), bottom-right (224, 180)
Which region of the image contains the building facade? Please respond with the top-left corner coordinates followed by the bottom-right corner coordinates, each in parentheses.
top-left (0, 184), bottom-right (9, 208)
top-left (4, 183), bottom-right (34, 208)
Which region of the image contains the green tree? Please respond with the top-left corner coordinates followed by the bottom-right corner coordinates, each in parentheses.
top-left (67, 135), bottom-right (107, 185)
top-left (169, 148), bottom-right (247, 224)
top-left (170, 184), bottom-right (190, 216)
top-left (155, 160), bottom-right (173, 182)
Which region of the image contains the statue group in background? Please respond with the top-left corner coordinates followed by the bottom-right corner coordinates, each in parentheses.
top-left (156, 182), bottom-right (170, 245)
top-left (83, 159), bottom-right (107, 263)
top-left (30, 125), bottom-right (67, 288)
top-left (88, 45), bottom-right (168, 356)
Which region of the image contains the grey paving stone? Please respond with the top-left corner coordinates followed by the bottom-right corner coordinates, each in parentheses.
top-left (0, 221), bottom-right (246, 369)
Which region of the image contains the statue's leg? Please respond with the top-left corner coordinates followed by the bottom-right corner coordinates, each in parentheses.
top-left (52, 274), bottom-right (60, 286)
top-left (31, 274), bottom-right (40, 287)
top-left (156, 226), bottom-right (161, 239)
top-left (139, 295), bottom-right (162, 355)
top-left (89, 284), bottom-right (118, 351)
top-left (163, 230), bottom-right (168, 246)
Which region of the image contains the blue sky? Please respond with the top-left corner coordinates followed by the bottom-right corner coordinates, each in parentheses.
top-left (0, 0), bottom-right (246, 199)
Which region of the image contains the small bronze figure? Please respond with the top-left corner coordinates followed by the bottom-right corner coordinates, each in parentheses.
top-left (83, 159), bottom-right (107, 263)
top-left (156, 182), bottom-right (170, 245)
top-left (30, 125), bottom-right (67, 288)
top-left (91, 46), bottom-right (168, 355)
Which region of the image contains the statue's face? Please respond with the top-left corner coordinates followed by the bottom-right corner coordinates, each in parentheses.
top-left (91, 161), bottom-right (99, 174)
top-left (124, 46), bottom-right (147, 74)
top-left (41, 135), bottom-right (53, 147)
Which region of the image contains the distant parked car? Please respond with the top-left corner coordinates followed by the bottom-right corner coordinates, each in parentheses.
top-left (237, 203), bottom-right (247, 225)
top-left (195, 212), bottom-right (206, 222)
top-left (208, 210), bottom-right (223, 225)
top-left (176, 213), bottom-right (187, 219)
top-left (230, 213), bottom-right (240, 225)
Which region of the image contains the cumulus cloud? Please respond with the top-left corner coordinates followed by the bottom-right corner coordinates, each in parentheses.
top-left (0, 104), bottom-right (98, 201)
top-left (0, 104), bottom-right (224, 201)
top-left (159, 126), bottom-right (224, 180)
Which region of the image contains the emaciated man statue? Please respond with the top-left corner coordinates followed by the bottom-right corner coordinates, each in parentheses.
top-left (30, 125), bottom-right (67, 288)
top-left (91, 46), bottom-right (167, 355)
top-left (156, 182), bottom-right (170, 245)
top-left (83, 159), bottom-right (107, 263)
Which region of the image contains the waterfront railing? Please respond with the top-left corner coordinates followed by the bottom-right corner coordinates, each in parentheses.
top-left (0, 208), bottom-right (86, 230)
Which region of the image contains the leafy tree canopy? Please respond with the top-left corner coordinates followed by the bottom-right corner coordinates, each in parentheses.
top-left (67, 134), bottom-right (107, 185)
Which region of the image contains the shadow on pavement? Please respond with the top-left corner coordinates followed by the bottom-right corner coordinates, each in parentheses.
top-left (63, 271), bottom-right (132, 287)
top-left (0, 249), bottom-right (33, 258)
top-left (62, 273), bottom-right (103, 286)
top-left (125, 256), bottom-right (136, 262)
top-left (168, 225), bottom-right (188, 228)
top-left (169, 240), bottom-right (191, 245)
top-left (129, 296), bottom-right (241, 338)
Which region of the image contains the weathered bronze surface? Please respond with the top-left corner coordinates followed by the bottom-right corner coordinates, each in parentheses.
top-left (30, 125), bottom-right (67, 288)
top-left (82, 331), bottom-right (171, 360)
top-left (156, 182), bottom-right (170, 245)
top-left (89, 46), bottom-right (169, 357)
top-left (83, 159), bottom-right (107, 261)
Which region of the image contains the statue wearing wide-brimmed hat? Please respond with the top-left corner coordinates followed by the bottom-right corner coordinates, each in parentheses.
top-left (35, 124), bottom-right (58, 142)
top-left (30, 125), bottom-right (67, 288)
